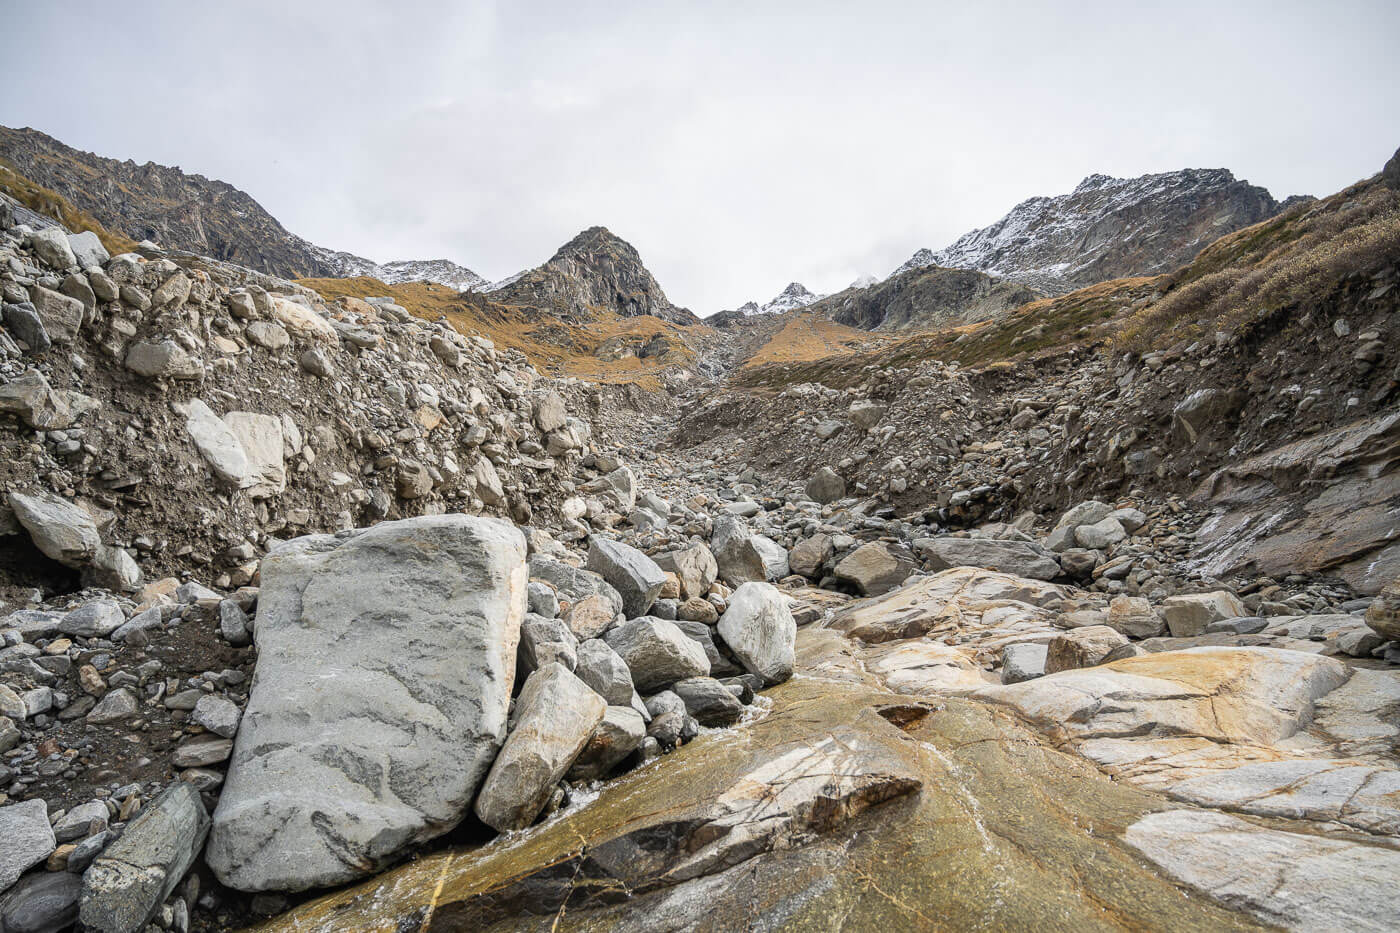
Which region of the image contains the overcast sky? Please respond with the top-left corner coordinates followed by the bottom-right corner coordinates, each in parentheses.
top-left (8, 1), bottom-right (1399, 313)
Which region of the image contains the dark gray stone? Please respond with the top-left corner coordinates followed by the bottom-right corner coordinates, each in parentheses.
top-left (79, 783), bottom-right (208, 933)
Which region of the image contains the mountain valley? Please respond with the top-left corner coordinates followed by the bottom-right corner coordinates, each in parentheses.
top-left (0, 125), bottom-right (1398, 933)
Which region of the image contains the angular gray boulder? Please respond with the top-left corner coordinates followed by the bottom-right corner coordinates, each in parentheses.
top-left (474, 663), bottom-right (606, 832)
top-left (914, 537), bottom-right (1061, 581)
top-left (567, 705), bottom-right (647, 782)
top-left (585, 536), bottom-right (667, 618)
top-left (711, 515), bottom-right (767, 586)
top-left (0, 799), bottom-right (54, 894)
top-left (79, 783), bottom-right (208, 933)
top-left (603, 617), bottom-right (710, 692)
top-left (805, 466), bottom-right (846, 504)
top-left (716, 582), bottom-right (795, 686)
top-left (574, 638), bottom-right (636, 705)
top-left (8, 489), bottom-right (100, 568)
top-left (206, 515), bottom-right (527, 892)
top-left (528, 556), bottom-right (624, 618)
top-left (671, 676), bottom-right (744, 726)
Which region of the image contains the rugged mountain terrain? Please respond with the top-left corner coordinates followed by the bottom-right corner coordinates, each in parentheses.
top-left (807, 263), bottom-right (1044, 331)
top-left (724, 281), bottom-right (824, 318)
top-left (485, 226), bottom-right (700, 326)
top-left (0, 127), bottom-right (486, 288)
top-left (898, 168), bottom-right (1297, 294)
top-left (0, 135), bottom-right (1398, 933)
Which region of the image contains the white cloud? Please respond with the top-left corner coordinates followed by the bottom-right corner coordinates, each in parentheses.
top-left (7, 0), bottom-right (1399, 313)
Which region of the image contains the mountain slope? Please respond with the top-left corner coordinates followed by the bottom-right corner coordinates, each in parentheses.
top-left (899, 169), bottom-right (1294, 294)
top-left (487, 226), bottom-right (700, 325)
top-left (807, 264), bottom-right (1044, 332)
top-left (0, 125), bottom-right (485, 288)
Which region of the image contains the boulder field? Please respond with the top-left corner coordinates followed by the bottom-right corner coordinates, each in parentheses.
top-left (2, 156), bottom-right (1400, 932)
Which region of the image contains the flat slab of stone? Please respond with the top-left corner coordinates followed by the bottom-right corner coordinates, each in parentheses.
top-left (585, 536), bottom-right (666, 618)
top-left (1124, 809), bottom-right (1400, 931)
top-left (914, 537), bottom-right (1061, 581)
top-left (0, 799), bottom-right (55, 893)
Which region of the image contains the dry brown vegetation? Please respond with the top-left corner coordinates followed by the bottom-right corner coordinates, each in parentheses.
top-left (740, 312), bottom-right (887, 368)
top-left (0, 157), bottom-right (139, 255)
top-left (738, 173), bottom-right (1398, 390)
top-left (1116, 178), bottom-right (1400, 351)
top-left (299, 275), bottom-right (711, 390)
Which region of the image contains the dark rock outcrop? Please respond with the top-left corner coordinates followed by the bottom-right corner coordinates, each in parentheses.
top-left (810, 264), bottom-right (1043, 331)
top-left (487, 227), bottom-right (700, 325)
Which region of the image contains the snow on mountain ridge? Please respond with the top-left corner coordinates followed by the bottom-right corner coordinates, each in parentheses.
top-left (726, 282), bottom-right (825, 316)
top-left (302, 241), bottom-right (487, 290)
top-left (892, 167), bottom-right (1283, 294)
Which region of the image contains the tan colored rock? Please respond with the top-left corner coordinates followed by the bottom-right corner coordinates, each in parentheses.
top-left (1106, 595), bottom-right (1165, 638)
top-left (1364, 576), bottom-right (1400, 640)
top-left (563, 593), bottom-right (616, 639)
top-left (270, 297), bottom-right (337, 343)
top-left (1045, 625), bottom-right (1129, 673)
top-left (789, 533), bottom-right (833, 580)
top-left (864, 640), bottom-right (997, 694)
top-left (833, 542), bottom-right (913, 596)
top-left (678, 596), bottom-right (718, 625)
top-left (1160, 591), bottom-right (1246, 637)
top-left (655, 543), bottom-right (718, 599)
top-left (829, 567), bottom-right (1065, 664)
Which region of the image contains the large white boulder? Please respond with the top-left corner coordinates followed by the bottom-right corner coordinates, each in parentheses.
top-left (206, 516), bottom-right (527, 892)
top-left (717, 582), bottom-right (795, 686)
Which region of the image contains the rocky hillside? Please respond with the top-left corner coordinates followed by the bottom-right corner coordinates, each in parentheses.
top-left (1, 135), bottom-right (1399, 933)
top-left (0, 127), bottom-right (485, 288)
top-left (899, 168), bottom-right (1295, 294)
top-left (807, 263), bottom-right (1044, 331)
top-left (682, 163), bottom-right (1400, 594)
top-left (486, 226), bottom-right (700, 326)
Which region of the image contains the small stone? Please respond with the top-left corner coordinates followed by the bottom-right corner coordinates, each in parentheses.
top-left (1001, 643), bottom-right (1047, 684)
top-left (86, 688), bottom-right (139, 724)
top-left (191, 695), bottom-right (241, 739)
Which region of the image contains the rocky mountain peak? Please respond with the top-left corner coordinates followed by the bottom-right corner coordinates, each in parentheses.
top-left (895, 167), bottom-right (1291, 294)
top-left (488, 226), bottom-right (699, 325)
top-left (725, 281), bottom-right (825, 317)
top-left (0, 125), bottom-right (485, 290)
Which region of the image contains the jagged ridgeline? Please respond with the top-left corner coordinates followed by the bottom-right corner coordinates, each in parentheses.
top-left (0, 125), bottom-right (1398, 933)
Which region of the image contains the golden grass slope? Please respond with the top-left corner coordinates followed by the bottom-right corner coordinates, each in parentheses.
top-left (299, 276), bottom-right (712, 390)
top-left (0, 157), bottom-right (139, 255)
